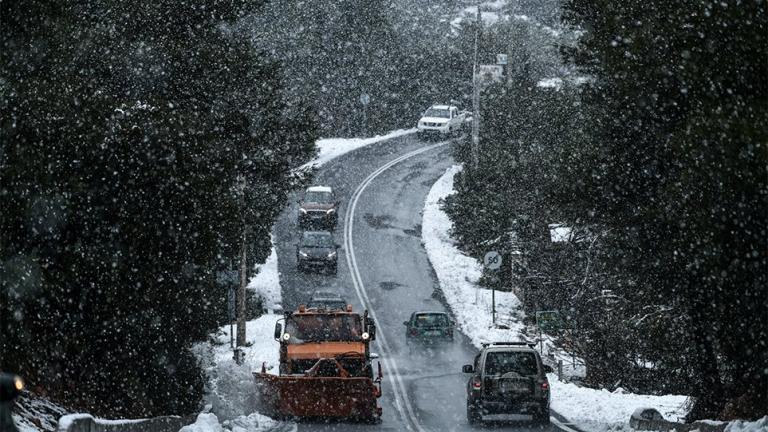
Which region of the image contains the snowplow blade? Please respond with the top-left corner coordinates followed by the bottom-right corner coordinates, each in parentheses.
top-left (254, 373), bottom-right (382, 419)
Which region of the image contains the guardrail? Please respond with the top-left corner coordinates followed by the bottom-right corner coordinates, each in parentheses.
top-left (57, 414), bottom-right (193, 432)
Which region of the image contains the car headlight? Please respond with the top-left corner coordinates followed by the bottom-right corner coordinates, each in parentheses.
top-left (327, 251), bottom-right (337, 259)
top-left (326, 208), bottom-right (335, 214)
top-left (282, 333), bottom-right (291, 341)
top-left (299, 251), bottom-right (309, 258)
top-left (14, 376), bottom-right (24, 391)
top-left (361, 332), bottom-right (370, 340)
top-left (299, 208), bottom-right (307, 214)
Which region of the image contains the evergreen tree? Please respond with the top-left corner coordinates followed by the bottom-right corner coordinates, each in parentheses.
top-left (1, 0), bottom-right (317, 416)
top-left (561, 0), bottom-right (768, 419)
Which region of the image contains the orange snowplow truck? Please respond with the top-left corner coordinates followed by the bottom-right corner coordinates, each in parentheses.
top-left (254, 304), bottom-right (383, 421)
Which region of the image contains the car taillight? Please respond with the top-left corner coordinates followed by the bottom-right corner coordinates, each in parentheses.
top-left (472, 377), bottom-right (482, 390)
top-left (541, 382), bottom-right (549, 391)
top-left (410, 329), bottom-right (418, 336)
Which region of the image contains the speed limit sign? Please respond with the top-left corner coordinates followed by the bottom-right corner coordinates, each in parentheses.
top-left (484, 251), bottom-right (502, 270)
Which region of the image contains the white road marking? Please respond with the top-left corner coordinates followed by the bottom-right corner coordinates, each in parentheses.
top-left (342, 141), bottom-right (575, 432)
top-left (344, 142), bottom-right (448, 432)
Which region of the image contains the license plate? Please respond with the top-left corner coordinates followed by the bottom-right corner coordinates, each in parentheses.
top-left (425, 331), bottom-right (442, 336)
top-left (500, 381), bottom-right (528, 393)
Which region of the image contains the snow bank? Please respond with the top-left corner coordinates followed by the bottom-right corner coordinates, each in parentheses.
top-left (422, 165), bottom-right (692, 431)
top-left (180, 413), bottom-right (224, 432)
top-left (180, 412), bottom-right (295, 432)
top-left (192, 314), bottom-right (290, 429)
top-left (422, 164), bottom-right (527, 348)
top-left (300, 128), bottom-right (416, 170)
top-left (13, 393), bottom-right (68, 432)
top-left (725, 417), bottom-right (768, 432)
top-left (247, 236), bottom-right (281, 313)
top-left (549, 377), bottom-right (689, 430)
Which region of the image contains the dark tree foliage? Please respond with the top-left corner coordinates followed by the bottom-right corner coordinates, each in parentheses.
top-left (1, 0), bottom-right (317, 417)
top-left (446, 0), bottom-right (767, 421)
top-left (250, 0), bottom-right (412, 136)
top-left (252, 0), bottom-right (479, 137)
top-left (560, 0), bottom-right (768, 420)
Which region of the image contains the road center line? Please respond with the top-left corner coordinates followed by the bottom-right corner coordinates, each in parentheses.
top-left (344, 142), bottom-right (448, 432)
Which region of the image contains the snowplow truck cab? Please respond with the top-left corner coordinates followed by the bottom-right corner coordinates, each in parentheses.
top-left (254, 304), bottom-right (383, 421)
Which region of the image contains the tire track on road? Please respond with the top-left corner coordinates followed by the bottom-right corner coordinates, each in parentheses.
top-left (343, 142), bottom-right (449, 432)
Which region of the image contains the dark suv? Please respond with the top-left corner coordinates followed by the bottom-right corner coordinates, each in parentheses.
top-left (462, 342), bottom-right (552, 425)
top-left (404, 311), bottom-right (454, 345)
top-left (298, 186), bottom-right (339, 230)
top-left (296, 231), bottom-right (339, 274)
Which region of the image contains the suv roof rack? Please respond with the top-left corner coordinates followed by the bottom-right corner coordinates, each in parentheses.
top-left (482, 341), bottom-right (536, 348)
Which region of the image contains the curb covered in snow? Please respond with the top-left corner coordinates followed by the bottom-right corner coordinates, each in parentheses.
top-left (421, 164), bottom-right (528, 349)
top-left (299, 128), bottom-right (416, 170)
top-left (420, 164), bottom-right (691, 431)
top-left (630, 409), bottom-right (768, 432)
top-left (56, 413), bottom-right (191, 432)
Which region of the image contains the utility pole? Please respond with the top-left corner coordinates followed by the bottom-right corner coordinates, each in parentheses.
top-left (471, 5), bottom-right (481, 170)
top-left (236, 173), bottom-right (247, 347)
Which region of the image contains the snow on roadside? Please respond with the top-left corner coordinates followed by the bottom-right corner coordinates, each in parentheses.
top-left (422, 164), bottom-right (691, 431)
top-left (725, 417), bottom-right (768, 432)
top-left (422, 164), bottom-right (526, 348)
top-left (548, 376), bottom-right (689, 430)
top-left (299, 128), bottom-right (416, 170)
top-left (247, 235), bottom-right (281, 313)
top-left (191, 314), bottom-right (291, 431)
top-left (180, 412), bottom-right (294, 432)
top-left (12, 395), bottom-right (67, 432)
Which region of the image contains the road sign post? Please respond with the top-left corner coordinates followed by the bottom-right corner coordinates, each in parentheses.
top-left (535, 310), bottom-right (563, 354)
top-left (483, 251), bottom-right (502, 324)
top-left (227, 287), bottom-right (236, 348)
top-left (218, 269), bottom-right (239, 349)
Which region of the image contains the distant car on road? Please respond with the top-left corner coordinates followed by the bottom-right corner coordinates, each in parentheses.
top-left (308, 290), bottom-right (348, 310)
top-left (298, 186), bottom-right (339, 230)
top-left (404, 311), bottom-right (454, 347)
top-left (296, 231), bottom-right (339, 274)
top-left (417, 105), bottom-right (467, 138)
top-left (462, 342), bottom-right (553, 425)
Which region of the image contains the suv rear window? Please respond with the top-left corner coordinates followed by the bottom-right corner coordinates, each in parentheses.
top-left (484, 351), bottom-right (538, 376)
top-left (414, 313), bottom-right (448, 327)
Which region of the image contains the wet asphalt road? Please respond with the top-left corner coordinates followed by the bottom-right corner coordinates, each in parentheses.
top-left (273, 134), bottom-right (577, 432)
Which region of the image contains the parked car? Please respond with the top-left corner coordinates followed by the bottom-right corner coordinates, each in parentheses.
top-left (296, 231), bottom-right (339, 274)
top-left (462, 342), bottom-right (552, 425)
top-left (416, 104), bottom-right (467, 138)
top-left (308, 290), bottom-right (348, 310)
top-left (298, 186), bottom-right (339, 229)
top-left (404, 311), bottom-right (454, 347)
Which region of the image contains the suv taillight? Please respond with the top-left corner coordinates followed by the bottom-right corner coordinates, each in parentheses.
top-left (472, 376), bottom-right (482, 390)
top-left (541, 382), bottom-right (549, 391)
